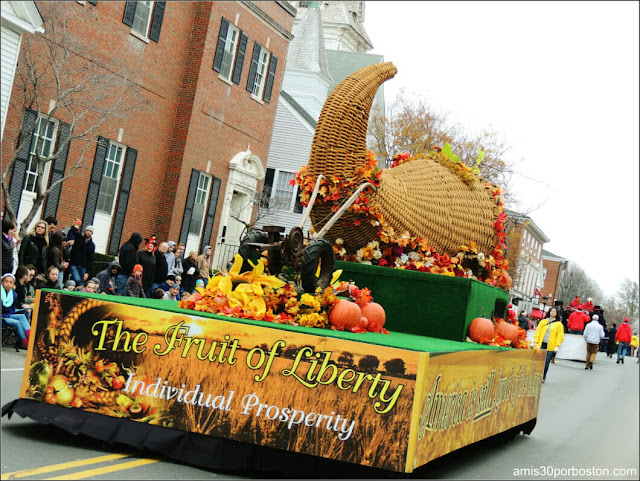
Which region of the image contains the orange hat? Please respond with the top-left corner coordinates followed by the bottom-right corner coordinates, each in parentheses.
top-left (133, 264), bottom-right (143, 274)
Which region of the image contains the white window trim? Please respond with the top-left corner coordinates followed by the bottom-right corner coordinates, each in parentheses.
top-left (130, 1), bottom-right (154, 41)
top-left (250, 45), bottom-right (271, 103)
top-left (218, 23), bottom-right (240, 83)
top-left (96, 140), bottom-right (126, 217)
top-left (24, 114), bottom-right (59, 194)
top-left (271, 169), bottom-right (298, 212)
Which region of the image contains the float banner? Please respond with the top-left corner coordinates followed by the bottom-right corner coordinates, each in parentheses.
top-left (410, 348), bottom-right (545, 469)
top-left (21, 291), bottom-right (420, 472)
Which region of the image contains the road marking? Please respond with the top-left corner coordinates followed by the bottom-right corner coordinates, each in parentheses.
top-left (44, 458), bottom-right (158, 480)
top-left (1, 453), bottom-right (134, 479)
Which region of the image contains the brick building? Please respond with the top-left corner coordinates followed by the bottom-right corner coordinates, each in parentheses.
top-left (504, 209), bottom-right (550, 315)
top-left (541, 249), bottom-right (568, 310)
top-left (2, 1), bottom-right (295, 261)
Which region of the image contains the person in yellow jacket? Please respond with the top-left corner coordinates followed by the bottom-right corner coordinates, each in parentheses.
top-left (631, 334), bottom-right (639, 358)
top-left (533, 308), bottom-right (565, 382)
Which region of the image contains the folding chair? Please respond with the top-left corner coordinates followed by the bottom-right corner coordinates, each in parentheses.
top-left (2, 319), bottom-right (21, 352)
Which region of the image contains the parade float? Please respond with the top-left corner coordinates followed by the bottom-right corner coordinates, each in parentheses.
top-left (2, 63), bottom-right (544, 475)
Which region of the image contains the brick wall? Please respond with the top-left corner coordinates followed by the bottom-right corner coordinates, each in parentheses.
top-left (542, 258), bottom-right (566, 306)
top-left (1, 1), bottom-right (294, 253)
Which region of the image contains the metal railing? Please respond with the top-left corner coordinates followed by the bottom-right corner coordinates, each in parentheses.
top-left (212, 241), bottom-right (239, 272)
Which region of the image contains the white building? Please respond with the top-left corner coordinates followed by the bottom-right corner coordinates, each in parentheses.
top-left (1, 1), bottom-right (43, 139)
top-left (254, 1), bottom-right (385, 238)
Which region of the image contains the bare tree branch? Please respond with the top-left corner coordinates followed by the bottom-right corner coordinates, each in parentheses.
top-left (2, 3), bottom-right (147, 237)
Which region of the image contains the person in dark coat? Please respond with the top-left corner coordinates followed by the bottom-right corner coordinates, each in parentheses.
top-left (182, 250), bottom-right (200, 294)
top-left (152, 242), bottom-right (169, 295)
top-left (46, 231), bottom-right (69, 274)
top-left (518, 311), bottom-right (531, 331)
top-left (65, 219), bottom-right (82, 246)
top-left (95, 260), bottom-right (122, 295)
top-left (2, 219), bottom-right (17, 275)
top-left (117, 232), bottom-right (143, 295)
top-left (69, 226), bottom-right (95, 286)
top-left (18, 220), bottom-right (49, 275)
top-left (136, 238), bottom-right (157, 296)
top-left (606, 323), bottom-right (618, 358)
top-left (63, 219), bottom-right (82, 282)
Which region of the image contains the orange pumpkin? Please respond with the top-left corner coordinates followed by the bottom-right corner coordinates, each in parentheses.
top-left (329, 299), bottom-right (362, 329)
top-left (468, 317), bottom-right (495, 343)
top-left (495, 319), bottom-right (518, 345)
top-left (360, 302), bottom-right (386, 328)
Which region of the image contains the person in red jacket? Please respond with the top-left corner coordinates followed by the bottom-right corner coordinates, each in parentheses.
top-left (506, 304), bottom-right (517, 323)
top-left (615, 318), bottom-right (633, 364)
top-left (568, 295), bottom-right (583, 310)
top-left (567, 308), bottom-right (589, 334)
top-left (583, 297), bottom-right (594, 311)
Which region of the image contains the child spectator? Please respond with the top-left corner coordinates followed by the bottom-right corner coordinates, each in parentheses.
top-left (126, 264), bottom-right (145, 298)
top-left (64, 280), bottom-right (76, 291)
top-left (2, 273), bottom-right (31, 348)
top-left (153, 288), bottom-right (165, 299)
top-left (162, 284), bottom-right (181, 301)
top-left (36, 266), bottom-right (60, 290)
top-left (78, 278), bottom-right (98, 294)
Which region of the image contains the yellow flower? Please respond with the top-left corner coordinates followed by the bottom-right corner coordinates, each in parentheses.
top-left (229, 254), bottom-right (286, 289)
top-left (300, 293), bottom-right (321, 312)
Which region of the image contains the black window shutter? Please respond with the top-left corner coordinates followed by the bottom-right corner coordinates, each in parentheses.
top-left (122, 2), bottom-right (136, 27)
top-left (148, 1), bottom-right (166, 42)
top-left (200, 177), bottom-right (222, 252)
top-left (82, 136), bottom-right (108, 228)
top-left (232, 32), bottom-right (248, 84)
top-left (246, 42), bottom-right (261, 92)
top-left (261, 168), bottom-right (274, 208)
top-left (107, 147), bottom-right (137, 256)
top-left (263, 54), bottom-right (278, 103)
top-left (178, 169), bottom-right (200, 246)
top-left (7, 109), bottom-right (38, 218)
top-left (43, 121), bottom-right (72, 219)
top-left (294, 186), bottom-right (303, 214)
top-left (212, 17), bottom-right (229, 72)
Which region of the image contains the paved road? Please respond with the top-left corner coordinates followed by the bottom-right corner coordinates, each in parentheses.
top-left (2, 345), bottom-right (638, 479)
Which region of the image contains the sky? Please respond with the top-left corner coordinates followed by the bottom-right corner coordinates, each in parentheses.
top-left (364, 1), bottom-right (639, 298)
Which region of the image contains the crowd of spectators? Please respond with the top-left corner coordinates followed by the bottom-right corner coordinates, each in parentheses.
top-left (3, 215), bottom-right (217, 349)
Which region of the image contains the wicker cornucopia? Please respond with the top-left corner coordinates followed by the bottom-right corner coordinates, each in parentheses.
top-left (304, 62), bottom-right (501, 257)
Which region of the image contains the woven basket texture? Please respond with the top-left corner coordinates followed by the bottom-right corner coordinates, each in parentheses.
top-left (371, 159), bottom-right (498, 255)
top-left (308, 62), bottom-right (498, 256)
